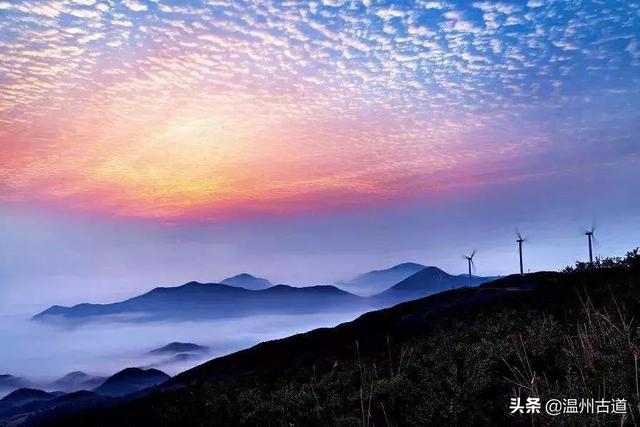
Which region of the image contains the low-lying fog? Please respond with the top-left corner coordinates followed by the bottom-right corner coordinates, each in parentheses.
top-left (0, 309), bottom-right (369, 397)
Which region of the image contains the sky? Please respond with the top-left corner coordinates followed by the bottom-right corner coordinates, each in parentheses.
top-left (1, 0), bottom-right (639, 313)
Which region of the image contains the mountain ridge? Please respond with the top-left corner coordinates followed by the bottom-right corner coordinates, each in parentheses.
top-left (33, 281), bottom-right (364, 323)
top-left (32, 264), bottom-right (498, 324)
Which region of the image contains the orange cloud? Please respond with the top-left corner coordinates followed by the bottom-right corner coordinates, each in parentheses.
top-left (0, 1), bottom-right (553, 221)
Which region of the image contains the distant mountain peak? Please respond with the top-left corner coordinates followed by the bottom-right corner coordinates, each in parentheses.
top-left (231, 273), bottom-right (257, 279)
top-left (50, 371), bottom-right (107, 392)
top-left (338, 262), bottom-right (427, 296)
top-left (0, 374), bottom-right (21, 382)
top-left (0, 374), bottom-right (28, 393)
top-left (417, 266), bottom-right (448, 275)
top-left (57, 371), bottom-right (88, 380)
top-left (387, 262), bottom-right (426, 271)
top-left (94, 368), bottom-right (170, 398)
top-left (110, 367), bottom-right (164, 378)
top-left (1, 388), bottom-right (54, 404)
top-left (220, 273), bottom-right (272, 290)
top-left (376, 266), bottom-right (498, 302)
top-left (149, 342), bottom-right (209, 355)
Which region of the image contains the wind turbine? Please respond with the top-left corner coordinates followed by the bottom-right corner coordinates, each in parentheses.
top-left (463, 249), bottom-right (477, 287)
top-left (584, 221), bottom-right (597, 265)
top-left (516, 230), bottom-right (527, 276)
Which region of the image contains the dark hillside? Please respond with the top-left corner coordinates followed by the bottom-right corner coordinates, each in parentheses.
top-left (32, 249), bottom-right (640, 426)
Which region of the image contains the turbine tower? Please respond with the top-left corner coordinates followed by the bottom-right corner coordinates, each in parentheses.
top-left (463, 249), bottom-right (477, 287)
top-left (585, 222), bottom-right (597, 265)
top-left (516, 230), bottom-right (527, 275)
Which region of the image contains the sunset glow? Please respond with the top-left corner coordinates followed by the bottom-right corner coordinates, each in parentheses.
top-left (1, 0), bottom-right (638, 220)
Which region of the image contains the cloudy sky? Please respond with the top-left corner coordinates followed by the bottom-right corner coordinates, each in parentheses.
top-left (0, 0), bottom-right (639, 312)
